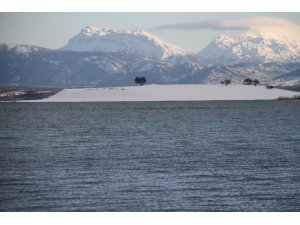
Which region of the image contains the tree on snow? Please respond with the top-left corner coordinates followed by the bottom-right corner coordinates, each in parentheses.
top-left (253, 79), bottom-right (260, 86)
top-left (243, 78), bottom-right (253, 85)
top-left (134, 76), bottom-right (146, 85)
top-left (221, 79), bottom-right (232, 86)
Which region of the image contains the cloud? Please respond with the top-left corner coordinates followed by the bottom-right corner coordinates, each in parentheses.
top-left (153, 16), bottom-right (296, 31)
top-left (152, 16), bottom-right (300, 44)
top-left (152, 18), bottom-right (247, 31)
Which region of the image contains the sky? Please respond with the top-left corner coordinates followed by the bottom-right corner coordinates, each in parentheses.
top-left (0, 12), bottom-right (300, 53)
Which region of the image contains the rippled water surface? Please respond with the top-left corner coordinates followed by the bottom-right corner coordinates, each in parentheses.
top-left (0, 101), bottom-right (300, 211)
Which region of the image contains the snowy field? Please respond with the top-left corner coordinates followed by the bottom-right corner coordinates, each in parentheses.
top-left (29, 84), bottom-right (299, 102)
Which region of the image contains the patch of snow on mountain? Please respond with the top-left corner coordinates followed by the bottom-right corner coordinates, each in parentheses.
top-left (94, 58), bottom-right (126, 74)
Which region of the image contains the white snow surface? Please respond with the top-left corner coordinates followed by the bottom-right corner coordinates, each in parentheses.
top-left (33, 84), bottom-right (298, 102)
top-left (61, 26), bottom-right (187, 59)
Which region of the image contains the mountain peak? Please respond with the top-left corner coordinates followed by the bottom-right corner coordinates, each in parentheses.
top-left (239, 17), bottom-right (300, 46)
top-left (197, 16), bottom-right (300, 64)
top-left (198, 31), bottom-right (300, 64)
top-left (61, 26), bottom-right (187, 59)
top-left (0, 43), bottom-right (46, 55)
top-left (80, 26), bottom-right (109, 36)
top-left (214, 35), bottom-right (235, 46)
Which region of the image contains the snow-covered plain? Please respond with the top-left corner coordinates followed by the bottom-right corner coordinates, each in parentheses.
top-left (33, 84), bottom-right (298, 102)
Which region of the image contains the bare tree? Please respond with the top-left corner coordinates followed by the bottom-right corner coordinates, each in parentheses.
top-left (221, 79), bottom-right (232, 86)
top-left (225, 79), bottom-right (232, 86)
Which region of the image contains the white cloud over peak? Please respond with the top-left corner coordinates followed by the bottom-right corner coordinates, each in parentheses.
top-left (154, 16), bottom-right (300, 44)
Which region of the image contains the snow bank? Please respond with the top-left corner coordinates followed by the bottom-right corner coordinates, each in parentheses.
top-left (32, 84), bottom-right (298, 102)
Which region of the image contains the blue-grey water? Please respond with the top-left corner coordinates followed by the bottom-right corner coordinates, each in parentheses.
top-left (0, 101), bottom-right (300, 211)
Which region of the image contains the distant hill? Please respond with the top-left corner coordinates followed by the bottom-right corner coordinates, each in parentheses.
top-left (277, 68), bottom-right (300, 80)
top-left (273, 68), bottom-right (300, 86)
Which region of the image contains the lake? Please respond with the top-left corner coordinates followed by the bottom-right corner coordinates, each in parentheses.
top-left (0, 101), bottom-right (300, 211)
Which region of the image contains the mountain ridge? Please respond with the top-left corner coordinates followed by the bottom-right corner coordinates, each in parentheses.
top-left (1, 25), bottom-right (300, 88)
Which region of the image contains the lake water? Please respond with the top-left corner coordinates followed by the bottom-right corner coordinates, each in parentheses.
top-left (0, 101), bottom-right (300, 211)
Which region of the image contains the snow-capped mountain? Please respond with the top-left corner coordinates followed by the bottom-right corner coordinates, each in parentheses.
top-left (1, 42), bottom-right (299, 88)
top-left (1, 19), bottom-right (300, 88)
top-left (197, 32), bottom-right (300, 64)
top-left (61, 26), bottom-right (187, 59)
top-left (197, 17), bottom-right (300, 64)
top-left (0, 43), bottom-right (208, 87)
